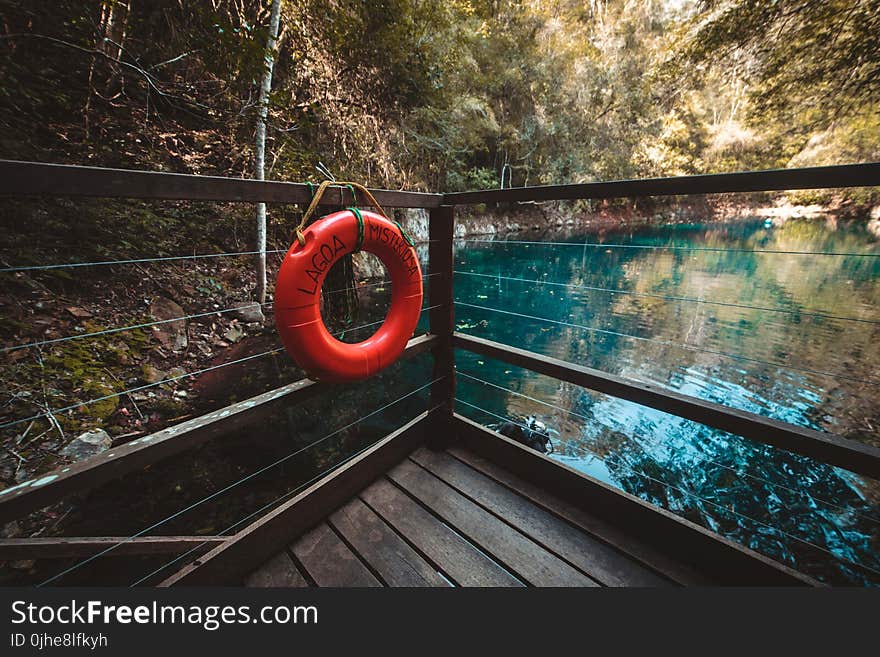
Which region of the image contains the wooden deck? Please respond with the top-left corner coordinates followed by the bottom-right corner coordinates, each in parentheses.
top-left (244, 445), bottom-right (701, 587)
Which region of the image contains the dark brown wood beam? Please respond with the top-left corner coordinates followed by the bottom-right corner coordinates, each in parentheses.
top-left (0, 334), bottom-right (438, 525)
top-left (160, 411), bottom-right (431, 586)
top-left (443, 162), bottom-right (880, 204)
top-left (453, 333), bottom-right (880, 479)
top-left (0, 535), bottom-right (226, 560)
top-left (0, 160), bottom-right (442, 208)
top-left (3, 160), bottom-right (876, 208)
top-left (428, 206), bottom-right (456, 447)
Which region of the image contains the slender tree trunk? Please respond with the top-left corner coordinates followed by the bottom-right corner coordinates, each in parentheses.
top-left (84, 2), bottom-right (112, 140)
top-left (254, 0), bottom-right (282, 306)
top-left (84, 1), bottom-right (130, 139)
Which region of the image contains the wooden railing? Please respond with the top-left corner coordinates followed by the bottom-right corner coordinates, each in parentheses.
top-left (441, 161), bottom-right (880, 481)
top-left (0, 158), bottom-right (878, 581)
top-left (444, 162), bottom-right (880, 204)
top-left (0, 159), bottom-right (450, 569)
top-left (0, 160), bottom-right (442, 207)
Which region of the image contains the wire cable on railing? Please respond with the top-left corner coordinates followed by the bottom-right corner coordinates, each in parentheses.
top-left (2, 238), bottom-right (435, 274)
top-left (39, 377), bottom-right (445, 586)
top-left (455, 398), bottom-right (880, 579)
top-left (333, 303), bottom-right (441, 341)
top-left (0, 249), bottom-right (289, 273)
top-left (128, 451), bottom-right (371, 587)
top-left (2, 273), bottom-right (439, 354)
top-left (454, 301), bottom-right (880, 387)
top-left (0, 348), bottom-right (284, 431)
top-left (454, 270), bottom-right (880, 326)
top-left (0, 304), bottom-right (441, 431)
top-left (2, 302), bottom-right (275, 353)
top-left (129, 404), bottom-right (443, 587)
top-left (325, 271), bottom-right (438, 297)
top-left (456, 369), bottom-right (880, 525)
top-left (129, 402), bottom-right (446, 587)
top-left (458, 238), bottom-right (880, 258)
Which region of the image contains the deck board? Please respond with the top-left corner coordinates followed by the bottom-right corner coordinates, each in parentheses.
top-left (387, 458), bottom-right (599, 587)
top-left (329, 497), bottom-right (450, 587)
top-left (290, 523), bottom-right (381, 587)
top-left (244, 551), bottom-right (308, 587)
top-left (361, 478), bottom-right (521, 586)
top-left (246, 445), bottom-right (730, 587)
top-left (447, 445), bottom-right (715, 585)
top-left (411, 448), bottom-right (670, 587)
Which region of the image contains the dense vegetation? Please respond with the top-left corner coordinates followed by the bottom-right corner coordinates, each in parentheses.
top-left (2, 0), bottom-right (878, 198)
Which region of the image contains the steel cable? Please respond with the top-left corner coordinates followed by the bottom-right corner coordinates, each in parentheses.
top-left (2, 273), bottom-right (439, 353)
top-left (456, 369), bottom-right (880, 525)
top-left (454, 270), bottom-right (880, 326)
top-left (129, 402), bottom-right (445, 587)
top-left (0, 305), bottom-right (441, 431)
top-left (459, 238), bottom-right (880, 258)
top-left (454, 301), bottom-right (880, 387)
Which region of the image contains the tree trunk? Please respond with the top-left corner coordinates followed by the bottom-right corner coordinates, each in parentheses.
top-left (84, 1), bottom-right (121, 139)
top-left (254, 0), bottom-right (283, 306)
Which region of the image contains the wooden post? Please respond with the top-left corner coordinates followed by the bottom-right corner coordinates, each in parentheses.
top-left (428, 205), bottom-right (455, 449)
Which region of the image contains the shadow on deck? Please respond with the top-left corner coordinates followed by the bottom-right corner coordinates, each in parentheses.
top-left (162, 413), bottom-right (816, 588)
top-left (247, 445), bottom-right (687, 587)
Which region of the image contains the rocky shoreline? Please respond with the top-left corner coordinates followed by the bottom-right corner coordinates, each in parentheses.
top-left (401, 195), bottom-right (880, 241)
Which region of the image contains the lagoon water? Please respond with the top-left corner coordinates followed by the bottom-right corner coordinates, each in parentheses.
top-left (448, 218), bottom-right (880, 585)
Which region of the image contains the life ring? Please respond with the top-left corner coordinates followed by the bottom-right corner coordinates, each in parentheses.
top-left (274, 209), bottom-right (423, 382)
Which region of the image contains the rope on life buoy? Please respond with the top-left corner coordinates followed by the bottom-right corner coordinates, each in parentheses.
top-left (296, 180), bottom-right (415, 248)
top-left (274, 182), bottom-right (423, 383)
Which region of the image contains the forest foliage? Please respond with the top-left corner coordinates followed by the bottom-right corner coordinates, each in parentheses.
top-left (1, 0), bottom-right (878, 196)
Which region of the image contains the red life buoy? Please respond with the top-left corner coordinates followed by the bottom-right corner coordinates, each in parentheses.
top-left (274, 209), bottom-right (423, 382)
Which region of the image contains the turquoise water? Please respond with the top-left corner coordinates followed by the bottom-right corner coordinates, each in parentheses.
top-left (449, 218), bottom-right (880, 585)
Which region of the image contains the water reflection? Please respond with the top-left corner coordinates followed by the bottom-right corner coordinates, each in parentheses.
top-left (453, 218), bottom-right (880, 585)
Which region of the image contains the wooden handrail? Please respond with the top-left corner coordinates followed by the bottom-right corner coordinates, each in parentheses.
top-left (453, 333), bottom-right (880, 480)
top-left (443, 162), bottom-right (880, 204)
top-left (4, 159), bottom-right (877, 207)
top-left (0, 159), bottom-right (442, 208)
top-left (0, 535), bottom-right (226, 560)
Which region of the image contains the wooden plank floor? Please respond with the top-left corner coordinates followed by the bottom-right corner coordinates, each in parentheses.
top-left (244, 446), bottom-right (699, 587)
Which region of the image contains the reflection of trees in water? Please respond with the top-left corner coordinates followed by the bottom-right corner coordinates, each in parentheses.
top-left (454, 218), bottom-right (880, 585)
top-left (596, 406), bottom-right (880, 586)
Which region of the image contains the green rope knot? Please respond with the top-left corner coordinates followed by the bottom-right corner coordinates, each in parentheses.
top-left (347, 207), bottom-right (365, 252)
top-left (345, 184), bottom-right (357, 206)
top-left (394, 220), bottom-right (415, 247)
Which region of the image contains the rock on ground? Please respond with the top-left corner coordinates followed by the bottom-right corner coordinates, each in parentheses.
top-left (59, 429), bottom-right (113, 462)
top-left (223, 323), bottom-right (245, 343)
top-left (149, 297), bottom-right (188, 352)
top-left (141, 364), bottom-right (167, 384)
top-left (868, 208), bottom-right (880, 238)
top-left (231, 301), bottom-right (265, 323)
